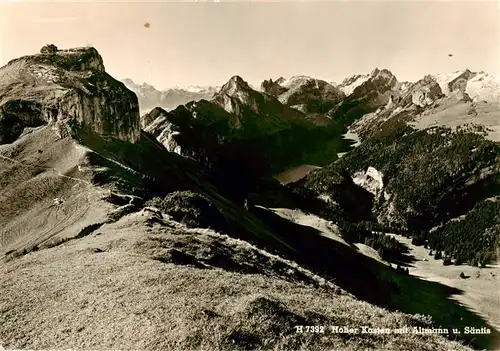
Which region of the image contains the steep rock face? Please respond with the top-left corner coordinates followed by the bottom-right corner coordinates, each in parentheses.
top-left (260, 77), bottom-right (288, 97)
top-left (141, 106), bottom-right (165, 129)
top-left (399, 75), bottom-right (444, 108)
top-left (142, 107), bottom-right (182, 154)
top-left (352, 166), bottom-right (385, 199)
top-left (0, 46), bottom-right (140, 144)
top-left (213, 76), bottom-right (257, 116)
top-left (447, 69), bottom-right (476, 93)
top-left (327, 68), bottom-right (400, 127)
top-left (144, 75), bottom-right (326, 177)
top-left (210, 75), bottom-right (307, 133)
top-left (350, 69), bottom-right (399, 101)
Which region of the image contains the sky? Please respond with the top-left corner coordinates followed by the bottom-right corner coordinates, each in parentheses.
top-left (1, 0), bottom-right (499, 90)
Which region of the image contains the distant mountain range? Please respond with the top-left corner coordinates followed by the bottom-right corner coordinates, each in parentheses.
top-left (121, 78), bottom-right (220, 113)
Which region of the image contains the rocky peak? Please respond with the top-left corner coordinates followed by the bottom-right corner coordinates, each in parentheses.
top-left (369, 68), bottom-right (398, 87)
top-left (275, 77), bottom-right (286, 85)
top-left (448, 69), bottom-right (476, 94)
top-left (261, 78), bottom-right (288, 97)
top-left (219, 75), bottom-right (252, 96)
top-left (213, 75), bottom-right (259, 114)
top-left (141, 107), bottom-right (168, 129)
top-left (23, 45), bottom-right (106, 72)
top-left (399, 75), bottom-right (444, 108)
top-left (349, 68), bottom-right (399, 101)
top-left (276, 76), bottom-right (346, 107)
top-left (340, 74), bottom-right (366, 86)
top-left (370, 68), bottom-right (381, 77)
top-left (0, 46), bottom-right (139, 144)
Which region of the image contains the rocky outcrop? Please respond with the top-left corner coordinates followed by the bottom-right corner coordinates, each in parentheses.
top-left (210, 75), bottom-right (307, 133)
top-left (261, 78), bottom-right (288, 97)
top-left (399, 75), bottom-right (444, 108)
top-left (142, 107), bottom-right (182, 154)
top-left (352, 166), bottom-right (385, 199)
top-left (350, 69), bottom-right (399, 101)
top-left (278, 77), bottom-right (345, 106)
top-left (0, 46), bottom-right (140, 144)
top-left (260, 76), bottom-right (345, 114)
top-left (143, 75), bottom-right (321, 176)
top-left (141, 106), bottom-right (165, 129)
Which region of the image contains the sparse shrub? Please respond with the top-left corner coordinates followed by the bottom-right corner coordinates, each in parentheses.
top-left (146, 190), bottom-right (227, 230)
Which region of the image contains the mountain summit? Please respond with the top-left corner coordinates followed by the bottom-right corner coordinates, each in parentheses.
top-left (219, 75), bottom-right (252, 94)
top-left (0, 45), bottom-right (140, 144)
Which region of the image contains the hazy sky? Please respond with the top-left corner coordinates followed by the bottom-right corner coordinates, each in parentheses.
top-left (1, 0), bottom-right (499, 89)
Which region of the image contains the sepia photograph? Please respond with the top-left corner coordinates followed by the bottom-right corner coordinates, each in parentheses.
top-left (0, 0), bottom-right (499, 350)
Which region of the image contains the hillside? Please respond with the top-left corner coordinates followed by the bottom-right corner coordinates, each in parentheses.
top-left (1, 209), bottom-right (475, 351)
top-left (0, 46), bottom-right (497, 350)
top-left (142, 75), bottom-right (354, 181)
top-left (302, 69), bottom-right (500, 271)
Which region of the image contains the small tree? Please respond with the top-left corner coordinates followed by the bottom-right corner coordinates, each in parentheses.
top-left (434, 251), bottom-right (443, 260)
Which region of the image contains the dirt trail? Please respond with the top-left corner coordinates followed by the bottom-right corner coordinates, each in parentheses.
top-left (0, 154), bottom-right (91, 186)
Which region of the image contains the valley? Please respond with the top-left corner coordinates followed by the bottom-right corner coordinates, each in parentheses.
top-left (387, 233), bottom-right (500, 333)
top-left (0, 42), bottom-right (498, 351)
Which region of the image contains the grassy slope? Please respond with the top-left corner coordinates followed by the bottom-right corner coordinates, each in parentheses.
top-left (0, 210), bottom-right (472, 351)
top-left (0, 126), bottom-right (494, 350)
top-left (269, 207), bottom-right (500, 350)
top-left (0, 127), bottom-right (112, 253)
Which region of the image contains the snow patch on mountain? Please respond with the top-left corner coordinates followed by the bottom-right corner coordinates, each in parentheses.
top-left (338, 74), bottom-right (370, 96)
top-left (432, 71), bottom-right (467, 96)
top-left (171, 85), bottom-right (220, 94)
top-left (465, 72), bottom-right (500, 103)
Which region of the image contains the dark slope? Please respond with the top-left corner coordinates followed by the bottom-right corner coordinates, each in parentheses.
top-left (304, 107), bottom-right (500, 268)
top-left (144, 75), bottom-right (358, 185)
top-left (0, 46), bottom-right (394, 308)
